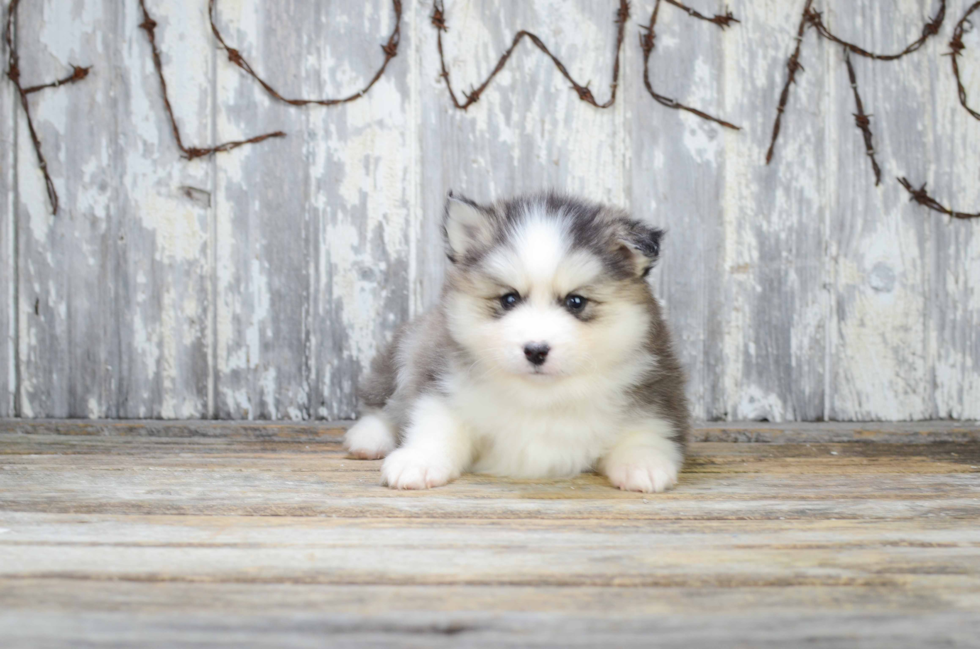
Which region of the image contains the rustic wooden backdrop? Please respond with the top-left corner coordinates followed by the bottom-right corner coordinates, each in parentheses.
top-left (1, 0), bottom-right (978, 422)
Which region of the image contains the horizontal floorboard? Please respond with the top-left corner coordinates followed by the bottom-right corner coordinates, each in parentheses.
top-left (0, 422), bottom-right (978, 646)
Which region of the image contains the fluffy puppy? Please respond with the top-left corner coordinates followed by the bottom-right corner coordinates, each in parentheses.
top-left (344, 192), bottom-right (689, 492)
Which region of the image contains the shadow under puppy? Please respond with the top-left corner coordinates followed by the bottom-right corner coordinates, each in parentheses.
top-left (345, 192), bottom-right (690, 492)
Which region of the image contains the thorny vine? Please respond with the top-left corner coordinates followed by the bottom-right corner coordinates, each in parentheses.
top-left (950, 1), bottom-right (980, 121)
top-left (640, 0), bottom-right (740, 130)
top-left (430, 0), bottom-right (628, 110)
top-left (208, 0), bottom-right (403, 107)
top-left (138, 0), bottom-right (284, 160)
top-left (5, 0), bottom-right (91, 215)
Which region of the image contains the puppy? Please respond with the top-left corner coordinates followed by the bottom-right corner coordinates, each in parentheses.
top-left (344, 192), bottom-right (690, 492)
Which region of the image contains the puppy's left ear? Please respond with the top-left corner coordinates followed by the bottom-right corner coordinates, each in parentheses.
top-left (618, 220), bottom-right (664, 277)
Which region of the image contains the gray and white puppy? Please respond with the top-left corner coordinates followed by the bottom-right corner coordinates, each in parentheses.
top-left (344, 192), bottom-right (689, 492)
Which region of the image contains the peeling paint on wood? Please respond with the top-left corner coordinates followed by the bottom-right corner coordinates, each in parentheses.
top-left (2, 0), bottom-right (979, 421)
top-left (1, 13), bottom-right (13, 418)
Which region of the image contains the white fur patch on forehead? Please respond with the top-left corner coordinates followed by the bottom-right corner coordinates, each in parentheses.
top-left (483, 212), bottom-right (604, 295)
top-left (514, 214), bottom-right (569, 283)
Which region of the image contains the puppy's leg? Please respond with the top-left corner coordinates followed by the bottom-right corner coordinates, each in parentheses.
top-left (344, 410), bottom-right (397, 460)
top-left (598, 421), bottom-right (683, 493)
top-left (381, 395), bottom-right (472, 490)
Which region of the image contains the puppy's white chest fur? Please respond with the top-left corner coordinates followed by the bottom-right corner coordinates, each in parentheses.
top-left (447, 372), bottom-right (635, 478)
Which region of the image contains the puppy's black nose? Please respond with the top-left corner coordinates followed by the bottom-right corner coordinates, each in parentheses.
top-left (524, 343), bottom-right (550, 366)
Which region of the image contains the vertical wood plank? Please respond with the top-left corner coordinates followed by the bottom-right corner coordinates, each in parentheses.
top-left (718, 0), bottom-right (828, 421)
top-left (827, 2), bottom-right (935, 420)
top-left (306, 1), bottom-right (413, 420)
top-left (416, 0), bottom-right (629, 307)
top-left (0, 10), bottom-right (14, 417)
top-left (628, 1), bottom-right (729, 421)
top-left (930, 3), bottom-right (980, 420)
top-left (113, 0), bottom-right (213, 417)
top-left (15, 0), bottom-right (119, 417)
top-left (213, 0), bottom-right (312, 419)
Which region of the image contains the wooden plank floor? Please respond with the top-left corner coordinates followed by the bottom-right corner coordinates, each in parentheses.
top-left (1, 421), bottom-right (979, 648)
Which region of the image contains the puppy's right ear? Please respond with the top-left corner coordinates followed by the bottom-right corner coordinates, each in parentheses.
top-left (443, 191), bottom-right (494, 263)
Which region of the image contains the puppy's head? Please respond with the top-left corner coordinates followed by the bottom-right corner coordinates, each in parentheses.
top-left (443, 192), bottom-right (663, 382)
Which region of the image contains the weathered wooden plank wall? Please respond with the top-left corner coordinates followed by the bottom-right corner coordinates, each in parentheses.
top-left (1, 6), bottom-right (13, 418)
top-left (1, 0), bottom-right (979, 421)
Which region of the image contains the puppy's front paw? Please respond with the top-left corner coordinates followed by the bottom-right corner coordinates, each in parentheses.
top-left (381, 448), bottom-right (458, 490)
top-left (603, 449), bottom-right (679, 493)
top-left (344, 414), bottom-right (396, 460)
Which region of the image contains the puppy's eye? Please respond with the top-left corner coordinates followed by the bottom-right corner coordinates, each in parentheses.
top-left (564, 294), bottom-right (587, 312)
top-left (499, 292), bottom-right (520, 310)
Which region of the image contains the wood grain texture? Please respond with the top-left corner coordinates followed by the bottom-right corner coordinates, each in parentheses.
top-left (213, 0), bottom-right (411, 420)
top-left (930, 0), bottom-right (980, 420)
top-left (115, 0), bottom-right (213, 417)
top-left (0, 424), bottom-right (979, 647)
top-left (15, 0), bottom-right (119, 417)
top-left (2, 0), bottom-right (980, 421)
top-left (213, 0), bottom-right (312, 419)
top-left (1, 9), bottom-right (13, 418)
top-left (5, 417), bottom-right (980, 443)
top-left (828, 2), bottom-right (932, 420)
top-left (305, 0), bottom-right (413, 420)
top-left (719, 0), bottom-right (829, 422)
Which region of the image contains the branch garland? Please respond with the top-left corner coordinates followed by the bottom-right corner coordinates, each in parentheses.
top-left (844, 50), bottom-right (881, 185)
top-left (5, 0), bottom-right (92, 215)
top-left (950, 1), bottom-right (980, 121)
top-left (430, 0), bottom-right (628, 110)
top-left (899, 177), bottom-right (980, 220)
top-left (208, 0), bottom-right (403, 107)
top-left (138, 0), bottom-right (284, 160)
top-left (640, 0), bottom-right (740, 130)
